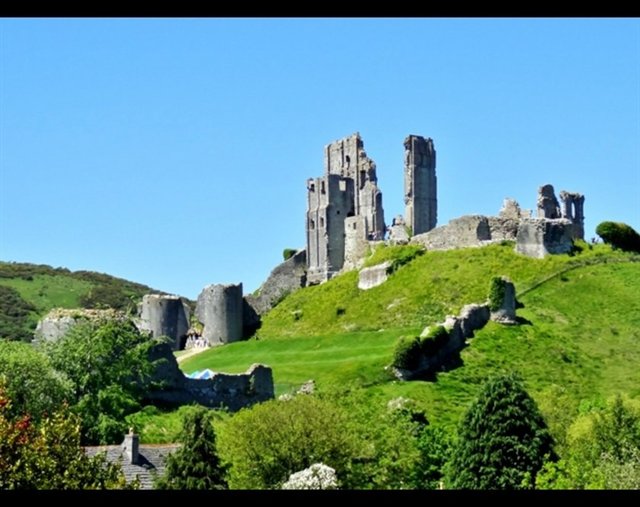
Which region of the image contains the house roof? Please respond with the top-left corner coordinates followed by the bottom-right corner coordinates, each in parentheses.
top-left (85, 443), bottom-right (179, 490)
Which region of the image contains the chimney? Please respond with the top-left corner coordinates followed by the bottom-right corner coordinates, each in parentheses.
top-left (122, 427), bottom-right (139, 465)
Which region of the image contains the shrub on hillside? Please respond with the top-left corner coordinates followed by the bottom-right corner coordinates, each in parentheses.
top-left (595, 221), bottom-right (640, 253)
top-left (282, 248), bottom-right (297, 261)
top-left (0, 286), bottom-right (36, 342)
top-left (392, 336), bottom-right (422, 370)
top-left (218, 394), bottom-right (355, 489)
top-left (488, 276), bottom-right (507, 311)
top-left (420, 325), bottom-right (449, 357)
top-left (0, 341), bottom-right (72, 421)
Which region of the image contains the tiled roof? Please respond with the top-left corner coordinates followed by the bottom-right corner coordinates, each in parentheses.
top-left (85, 443), bottom-right (179, 490)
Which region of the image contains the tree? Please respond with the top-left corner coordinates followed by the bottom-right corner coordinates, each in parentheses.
top-left (155, 407), bottom-right (227, 490)
top-left (0, 285), bottom-right (36, 342)
top-left (41, 318), bottom-right (158, 444)
top-left (282, 463), bottom-right (339, 490)
top-left (595, 221), bottom-right (640, 253)
top-left (218, 394), bottom-right (356, 489)
top-left (536, 395), bottom-right (640, 489)
top-left (446, 372), bottom-right (556, 489)
top-left (0, 340), bottom-right (72, 421)
top-left (0, 384), bottom-right (129, 489)
top-left (411, 424), bottom-right (453, 489)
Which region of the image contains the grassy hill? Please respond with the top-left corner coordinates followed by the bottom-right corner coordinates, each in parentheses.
top-left (181, 242), bottom-right (640, 431)
top-left (0, 261), bottom-right (167, 341)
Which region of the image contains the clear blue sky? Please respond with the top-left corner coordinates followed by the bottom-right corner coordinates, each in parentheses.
top-left (1, 18), bottom-right (638, 300)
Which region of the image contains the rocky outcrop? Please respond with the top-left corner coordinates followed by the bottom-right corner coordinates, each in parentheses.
top-left (137, 294), bottom-right (190, 350)
top-left (358, 261), bottom-right (392, 290)
top-left (196, 283), bottom-right (244, 346)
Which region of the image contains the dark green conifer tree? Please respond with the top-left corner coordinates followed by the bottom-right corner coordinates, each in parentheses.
top-left (447, 372), bottom-right (556, 489)
top-left (155, 407), bottom-right (227, 490)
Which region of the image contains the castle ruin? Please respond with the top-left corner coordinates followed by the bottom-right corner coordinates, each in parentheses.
top-left (306, 132), bottom-right (436, 284)
top-left (137, 294), bottom-right (190, 350)
top-left (404, 135), bottom-right (437, 235)
top-left (306, 133), bottom-right (386, 284)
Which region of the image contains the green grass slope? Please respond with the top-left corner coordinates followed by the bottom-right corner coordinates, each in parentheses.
top-left (180, 243), bottom-right (640, 430)
top-left (0, 261), bottom-right (167, 341)
top-left (258, 242), bottom-right (631, 337)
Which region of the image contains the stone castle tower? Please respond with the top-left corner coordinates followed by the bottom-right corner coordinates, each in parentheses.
top-left (306, 133), bottom-right (385, 284)
top-left (404, 135), bottom-right (437, 235)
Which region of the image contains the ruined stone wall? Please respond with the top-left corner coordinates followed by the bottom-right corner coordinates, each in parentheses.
top-left (537, 184), bottom-right (561, 219)
top-left (34, 308), bottom-right (126, 343)
top-left (306, 174), bottom-right (355, 284)
top-left (515, 218), bottom-right (575, 258)
top-left (145, 341), bottom-right (274, 410)
top-left (137, 295), bottom-right (190, 350)
top-left (404, 135), bottom-right (437, 235)
top-left (411, 215), bottom-right (491, 251)
top-left (196, 283), bottom-right (243, 346)
top-left (34, 314), bottom-right (77, 342)
top-left (146, 363), bottom-right (274, 411)
top-left (244, 249), bottom-right (307, 320)
top-left (357, 261), bottom-right (392, 290)
top-left (343, 216), bottom-right (369, 271)
top-left (559, 190), bottom-right (585, 240)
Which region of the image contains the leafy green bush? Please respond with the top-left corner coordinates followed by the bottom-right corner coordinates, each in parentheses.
top-left (0, 383), bottom-right (130, 489)
top-left (41, 319), bottom-right (158, 444)
top-left (0, 285), bottom-right (36, 342)
top-left (218, 394), bottom-right (355, 489)
top-left (392, 336), bottom-right (422, 370)
top-left (363, 244), bottom-right (424, 271)
top-left (282, 248), bottom-right (297, 261)
top-left (488, 276), bottom-right (506, 311)
top-left (537, 395), bottom-right (640, 489)
top-left (596, 221), bottom-right (640, 253)
top-left (0, 341), bottom-right (72, 421)
top-left (420, 325), bottom-right (449, 357)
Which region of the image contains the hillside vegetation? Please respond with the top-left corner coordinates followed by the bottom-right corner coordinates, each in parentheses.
top-left (181, 243), bottom-right (640, 430)
top-left (0, 262), bottom-right (165, 341)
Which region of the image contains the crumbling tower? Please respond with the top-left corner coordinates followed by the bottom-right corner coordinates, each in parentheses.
top-left (559, 190), bottom-right (585, 240)
top-left (404, 135), bottom-right (437, 235)
top-left (306, 133), bottom-right (385, 284)
top-left (137, 294), bottom-right (190, 350)
top-left (196, 283), bottom-right (244, 346)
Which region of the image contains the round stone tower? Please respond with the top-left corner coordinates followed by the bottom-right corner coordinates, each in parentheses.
top-left (138, 294), bottom-right (190, 350)
top-left (196, 283), bottom-right (243, 346)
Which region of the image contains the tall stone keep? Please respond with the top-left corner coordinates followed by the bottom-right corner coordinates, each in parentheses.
top-left (196, 283), bottom-right (243, 346)
top-left (404, 135), bottom-right (437, 235)
top-left (138, 294), bottom-right (190, 350)
top-left (306, 133), bottom-right (385, 284)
